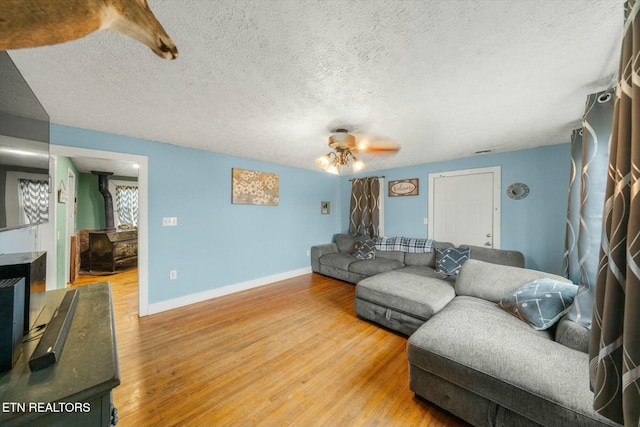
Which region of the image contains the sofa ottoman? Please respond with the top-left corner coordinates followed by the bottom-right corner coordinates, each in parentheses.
top-left (355, 270), bottom-right (456, 336)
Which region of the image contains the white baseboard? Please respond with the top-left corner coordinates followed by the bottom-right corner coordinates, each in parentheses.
top-left (147, 267), bottom-right (312, 315)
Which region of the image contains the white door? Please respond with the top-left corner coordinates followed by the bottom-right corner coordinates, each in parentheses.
top-left (428, 166), bottom-right (501, 248)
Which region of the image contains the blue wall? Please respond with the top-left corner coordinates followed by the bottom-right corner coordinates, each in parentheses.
top-left (340, 144), bottom-right (571, 274)
top-left (51, 125), bottom-right (341, 304)
top-left (1, 124), bottom-right (571, 304)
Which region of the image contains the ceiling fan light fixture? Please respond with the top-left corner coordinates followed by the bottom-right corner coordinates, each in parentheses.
top-left (316, 147), bottom-right (365, 174)
top-left (315, 153), bottom-right (331, 168)
top-left (315, 128), bottom-right (402, 174)
top-left (329, 131), bottom-right (356, 147)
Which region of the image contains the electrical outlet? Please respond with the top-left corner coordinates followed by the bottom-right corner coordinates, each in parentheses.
top-left (306, 249), bottom-right (310, 256)
top-left (170, 270), bottom-right (177, 280)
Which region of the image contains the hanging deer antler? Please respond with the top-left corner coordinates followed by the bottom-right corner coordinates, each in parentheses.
top-left (0, 0), bottom-right (178, 59)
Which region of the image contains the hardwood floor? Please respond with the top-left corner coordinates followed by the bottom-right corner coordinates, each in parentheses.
top-left (73, 270), bottom-right (468, 427)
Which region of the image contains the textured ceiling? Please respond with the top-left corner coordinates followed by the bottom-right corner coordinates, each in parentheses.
top-left (5, 0), bottom-right (623, 174)
top-left (70, 156), bottom-right (140, 178)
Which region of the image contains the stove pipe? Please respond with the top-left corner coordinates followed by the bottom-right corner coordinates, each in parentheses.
top-left (92, 171), bottom-right (115, 231)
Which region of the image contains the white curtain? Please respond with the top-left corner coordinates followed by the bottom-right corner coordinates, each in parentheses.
top-left (19, 179), bottom-right (49, 224)
top-left (116, 185), bottom-right (138, 227)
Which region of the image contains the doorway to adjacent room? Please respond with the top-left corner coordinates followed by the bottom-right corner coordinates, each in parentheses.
top-left (45, 145), bottom-right (149, 316)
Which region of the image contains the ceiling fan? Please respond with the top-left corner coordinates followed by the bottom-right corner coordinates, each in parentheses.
top-left (315, 128), bottom-right (400, 174)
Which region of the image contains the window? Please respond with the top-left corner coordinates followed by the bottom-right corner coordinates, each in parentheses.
top-left (108, 179), bottom-right (138, 229)
top-left (115, 185), bottom-right (138, 228)
top-left (18, 178), bottom-right (49, 225)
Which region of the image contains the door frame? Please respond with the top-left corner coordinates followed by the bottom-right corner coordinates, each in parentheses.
top-left (46, 145), bottom-right (149, 316)
top-left (427, 166), bottom-right (501, 248)
top-left (65, 168), bottom-right (76, 285)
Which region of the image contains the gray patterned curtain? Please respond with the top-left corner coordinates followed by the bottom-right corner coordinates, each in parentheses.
top-left (563, 129), bottom-right (583, 283)
top-left (564, 89), bottom-right (614, 328)
top-left (19, 179), bottom-right (49, 224)
top-left (590, 1), bottom-right (640, 424)
top-left (116, 185), bottom-right (138, 227)
top-left (348, 177), bottom-right (381, 237)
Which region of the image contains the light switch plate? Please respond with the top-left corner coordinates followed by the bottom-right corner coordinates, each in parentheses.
top-left (162, 217), bottom-right (177, 226)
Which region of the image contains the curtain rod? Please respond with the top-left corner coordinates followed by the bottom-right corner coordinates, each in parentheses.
top-left (349, 176), bottom-right (385, 181)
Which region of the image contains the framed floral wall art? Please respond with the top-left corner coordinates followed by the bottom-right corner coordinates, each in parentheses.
top-left (231, 168), bottom-right (279, 206)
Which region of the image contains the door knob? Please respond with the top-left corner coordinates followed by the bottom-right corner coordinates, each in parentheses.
top-left (486, 233), bottom-right (491, 238)
top-left (485, 242), bottom-right (492, 247)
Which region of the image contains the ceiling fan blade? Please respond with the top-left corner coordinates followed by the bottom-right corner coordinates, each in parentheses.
top-left (353, 135), bottom-right (400, 154)
top-left (359, 145), bottom-right (401, 154)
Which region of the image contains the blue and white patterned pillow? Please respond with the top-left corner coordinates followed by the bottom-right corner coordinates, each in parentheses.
top-left (498, 278), bottom-right (578, 330)
top-left (435, 247), bottom-right (470, 275)
top-left (353, 239), bottom-right (376, 260)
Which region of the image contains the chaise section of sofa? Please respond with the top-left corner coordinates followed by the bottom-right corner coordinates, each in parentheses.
top-left (407, 260), bottom-right (619, 427)
top-left (353, 240), bottom-right (526, 335)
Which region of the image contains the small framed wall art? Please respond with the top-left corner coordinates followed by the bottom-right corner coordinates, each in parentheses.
top-left (232, 168), bottom-right (279, 205)
top-left (57, 180), bottom-right (68, 203)
top-left (388, 178), bottom-right (419, 197)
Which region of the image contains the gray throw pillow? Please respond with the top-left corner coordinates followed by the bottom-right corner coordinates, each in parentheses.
top-left (436, 247), bottom-right (470, 275)
top-left (498, 278), bottom-right (578, 330)
top-left (353, 239), bottom-right (376, 260)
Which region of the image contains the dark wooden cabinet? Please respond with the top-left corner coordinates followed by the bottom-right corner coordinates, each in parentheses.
top-left (0, 252), bottom-right (46, 333)
top-left (89, 230), bottom-right (137, 273)
top-left (0, 282), bottom-right (120, 427)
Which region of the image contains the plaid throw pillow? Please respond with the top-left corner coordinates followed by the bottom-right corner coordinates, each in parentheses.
top-left (353, 239), bottom-right (376, 260)
top-left (375, 236), bottom-right (434, 253)
top-left (402, 237), bottom-right (434, 253)
top-left (375, 236), bottom-right (401, 251)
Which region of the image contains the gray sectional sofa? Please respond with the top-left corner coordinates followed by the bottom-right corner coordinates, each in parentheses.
top-left (310, 233), bottom-right (524, 285)
top-left (311, 233), bottom-right (524, 335)
top-left (310, 234), bottom-right (619, 427)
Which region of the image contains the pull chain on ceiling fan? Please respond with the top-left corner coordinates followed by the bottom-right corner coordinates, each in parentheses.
top-left (316, 128), bottom-right (400, 174)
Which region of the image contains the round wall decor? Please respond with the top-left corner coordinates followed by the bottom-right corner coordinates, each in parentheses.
top-left (507, 183), bottom-right (529, 200)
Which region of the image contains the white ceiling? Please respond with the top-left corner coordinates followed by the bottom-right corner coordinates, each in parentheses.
top-left (70, 156), bottom-right (140, 178)
top-left (5, 0), bottom-right (623, 174)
